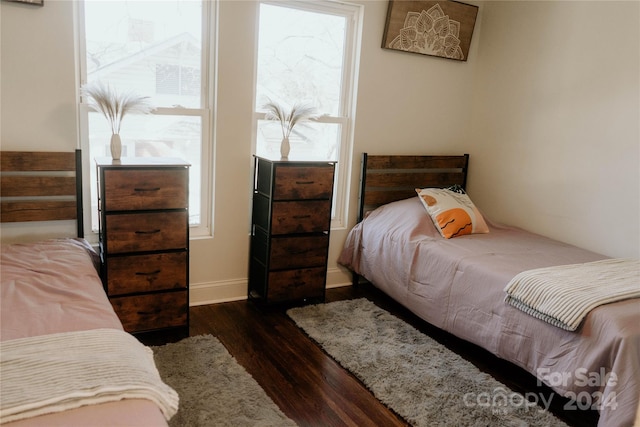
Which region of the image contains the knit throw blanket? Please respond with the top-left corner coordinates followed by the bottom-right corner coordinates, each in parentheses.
top-left (504, 258), bottom-right (640, 331)
top-left (0, 328), bottom-right (179, 424)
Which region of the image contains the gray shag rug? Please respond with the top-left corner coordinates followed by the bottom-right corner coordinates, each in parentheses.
top-left (288, 298), bottom-right (568, 427)
top-left (152, 334), bottom-right (297, 427)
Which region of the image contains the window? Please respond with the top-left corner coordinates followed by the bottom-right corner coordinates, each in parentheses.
top-left (156, 65), bottom-right (201, 96)
top-left (254, 1), bottom-right (362, 226)
top-left (78, 0), bottom-right (214, 237)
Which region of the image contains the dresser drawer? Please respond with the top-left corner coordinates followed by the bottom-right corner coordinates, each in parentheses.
top-left (107, 252), bottom-right (187, 295)
top-left (267, 267), bottom-right (326, 302)
top-left (269, 235), bottom-right (328, 270)
top-left (105, 211), bottom-right (187, 253)
top-left (103, 168), bottom-right (188, 211)
top-left (251, 231), bottom-right (328, 268)
top-left (110, 291), bottom-right (188, 333)
top-left (271, 200), bottom-right (330, 234)
top-left (273, 166), bottom-right (334, 200)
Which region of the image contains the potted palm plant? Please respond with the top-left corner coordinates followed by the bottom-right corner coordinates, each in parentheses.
top-left (82, 82), bottom-right (153, 160)
top-left (262, 98), bottom-right (317, 159)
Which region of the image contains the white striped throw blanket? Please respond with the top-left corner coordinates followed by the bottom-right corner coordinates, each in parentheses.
top-left (0, 328), bottom-right (179, 424)
top-left (504, 258), bottom-right (640, 331)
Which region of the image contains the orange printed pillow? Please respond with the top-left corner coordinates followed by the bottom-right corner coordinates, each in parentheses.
top-left (415, 187), bottom-right (489, 238)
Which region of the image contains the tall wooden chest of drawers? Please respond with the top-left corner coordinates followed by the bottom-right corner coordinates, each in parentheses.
top-left (96, 158), bottom-right (190, 340)
top-left (248, 155), bottom-right (335, 304)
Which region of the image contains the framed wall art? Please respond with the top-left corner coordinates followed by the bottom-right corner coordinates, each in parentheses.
top-left (382, 0), bottom-right (478, 61)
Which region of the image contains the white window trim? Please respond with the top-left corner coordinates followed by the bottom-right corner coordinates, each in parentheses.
top-left (253, 0), bottom-right (363, 230)
top-left (75, 0), bottom-right (218, 240)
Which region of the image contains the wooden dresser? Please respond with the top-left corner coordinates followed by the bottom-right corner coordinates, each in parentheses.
top-left (96, 157), bottom-right (190, 341)
top-left (248, 155), bottom-right (336, 304)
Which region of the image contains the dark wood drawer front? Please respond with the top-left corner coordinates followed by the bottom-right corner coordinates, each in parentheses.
top-left (268, 267), bottom-right (326, 302)
top-left (110, 291), bottom-right (188, 333)
top-left (269, 235), bottom-right (329, 270)
top-left (107, 252), bottom-right (187, 295)
top-left (106, 211), bottom-right (187, 253)
top-left (103, 169), bottom-right (188, 211)
top-left (273, 166), bottom-right (334, 200)
top-left (271, 200), bottom-right (330, 234)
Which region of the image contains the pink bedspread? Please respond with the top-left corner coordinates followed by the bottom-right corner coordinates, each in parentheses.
top-left (1, 239), bottom-right (168, 427)
top-left (339, 197), bottom-right (640, 427)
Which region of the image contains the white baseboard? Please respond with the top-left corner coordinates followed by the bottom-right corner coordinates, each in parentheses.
top-left (326, 267), bottom-right (354, 289)
top-left (189, 278), bottom-right (247, 306)
top-left (189, 267), bottom-right (353, 306)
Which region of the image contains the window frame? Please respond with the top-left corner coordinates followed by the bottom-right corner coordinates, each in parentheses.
top-left (253, 0), bottom-right (363, 229)
top-left (75, 0), bottom-right (217, 240)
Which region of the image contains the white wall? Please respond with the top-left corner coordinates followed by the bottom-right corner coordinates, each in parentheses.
top-left (188, 0), bottom-right (257, 303)
top-left (1, 0), bottom-right (79, 240)
top-left (468, 1), bottom-right (639, 259)
top-left (1, 1), bottom-right (638, 304)
top-left (1, 0), bottom-right (78, 150)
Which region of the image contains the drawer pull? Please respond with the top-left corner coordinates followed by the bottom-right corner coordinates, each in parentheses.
top-left (134, 187), bottom-right (161, 192)
top-left (296, 181), bottom-right (315, 185)
top-left (135, 269), bottom-right (161, 276)
top-left (137, 308), bottom-right (162, 316)
top-left (293, 215), bottom-right (311, 219)
top-left (135, 229), bottom-right (161, 235)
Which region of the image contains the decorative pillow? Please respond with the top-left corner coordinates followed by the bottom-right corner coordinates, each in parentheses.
top-left (415, 187), bottom-right (489, 238)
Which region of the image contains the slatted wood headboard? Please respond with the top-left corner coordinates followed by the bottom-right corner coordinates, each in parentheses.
top-left (357, 153), bottom-right (469, 222)
top-left (0, 150), bottom-right (84, 237)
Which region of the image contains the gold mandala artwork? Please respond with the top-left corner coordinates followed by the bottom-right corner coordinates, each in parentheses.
top-left (388, 4), bottom-right (464, 60)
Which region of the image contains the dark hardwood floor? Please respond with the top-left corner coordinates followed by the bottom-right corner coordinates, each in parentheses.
top-left (188, 283), bottom-right (599, 427)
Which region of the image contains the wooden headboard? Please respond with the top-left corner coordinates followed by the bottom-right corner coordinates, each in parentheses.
top-left (0, 150), bottom-right (84, 237)
top-left (357, 153), bottom-right (469, 222)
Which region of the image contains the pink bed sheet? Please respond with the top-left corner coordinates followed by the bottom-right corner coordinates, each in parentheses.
top-left (1, 239), bottom-right (168, 427)
top-left (339, 197), bottom-right (640, 427)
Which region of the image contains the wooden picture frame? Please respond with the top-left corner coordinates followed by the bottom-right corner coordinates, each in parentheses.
top-left (382, 0), bottom-right (478, 61)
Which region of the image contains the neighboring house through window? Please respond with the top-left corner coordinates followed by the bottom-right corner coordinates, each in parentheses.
top-left (78, 0), bottom-right (214, 237)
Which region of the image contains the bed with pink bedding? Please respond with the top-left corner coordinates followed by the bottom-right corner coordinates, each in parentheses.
top-left (0, 239), bottom-right (177, 426)
top-left (0, 151), bottom-right (176, 426)
top-left (338, 154), bottom-right (639, 427)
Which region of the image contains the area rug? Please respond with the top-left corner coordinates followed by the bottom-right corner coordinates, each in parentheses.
top-left (287, 298), bottom-right (567, 427)
top-left (152, 334), bottom-right (297, 427)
